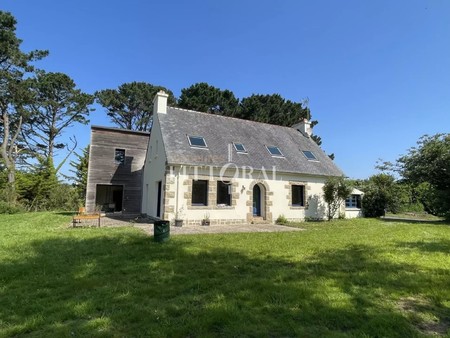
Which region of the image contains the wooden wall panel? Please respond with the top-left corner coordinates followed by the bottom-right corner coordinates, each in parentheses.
top-left (85, 127), bottom-right (150, 213)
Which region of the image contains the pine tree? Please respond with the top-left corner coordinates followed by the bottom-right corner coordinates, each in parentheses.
top-left (69, 145), bottom-right (89, 203)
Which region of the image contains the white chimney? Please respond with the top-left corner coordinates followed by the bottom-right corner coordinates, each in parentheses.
top-left (292, 118), bottom-right (312, 137)
top-left (153, 90), bottom-right (169, 115)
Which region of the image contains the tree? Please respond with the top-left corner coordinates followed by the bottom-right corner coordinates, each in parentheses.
top-left (15, 160), bottom-right (78, 211)
top-left (28, 157), bottom-right (59, 210)
top-left (179, 84), bottom-right (326, 147)
top-left (24, 71), bottom-right (94, 172)
top-left (360, 174), bottom-right (408, 217)
top-left (323, 176), bottom-right (353, 220)
top-left (69, 144), bottom-right (89, 202)
top-left (397, 134), bottom-right (450, 219)
top-left (0, 11), bottom-right (47, 203)
top-left (178, 82), bottom-right (240, 116)
top-left (96, 82), bottom-right (176, 131)
top-left (237, 94), bottom-right (310, 126)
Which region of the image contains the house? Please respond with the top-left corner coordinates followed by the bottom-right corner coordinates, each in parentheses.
top-left (85, 91), bottom-right (363, 223)
top-left (140, 91), bottom-right (360, 225)
top-left (85, 126), bottom-right (150, 214)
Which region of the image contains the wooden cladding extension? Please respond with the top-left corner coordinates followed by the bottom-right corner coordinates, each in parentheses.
top-left (85, 127), bottom-right (150, 213)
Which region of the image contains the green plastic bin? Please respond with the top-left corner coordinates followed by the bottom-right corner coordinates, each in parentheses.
top-left (154, 220), bottom-right (170, 242)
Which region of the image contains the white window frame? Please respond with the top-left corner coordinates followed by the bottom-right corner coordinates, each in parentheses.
top-left (266, 145), bottom-right (284, 157)
top-left (346, 194), bottom-right (361, 209)
top-left (233, 142), bottom-right (247, 153)
top-left (188, 135), bottom-right (208, 148)
top-left (302, 150), bottom-right (318, 161)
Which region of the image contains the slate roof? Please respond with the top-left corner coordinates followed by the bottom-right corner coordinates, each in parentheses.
top-left (158, 107), bottom-right (344, 177)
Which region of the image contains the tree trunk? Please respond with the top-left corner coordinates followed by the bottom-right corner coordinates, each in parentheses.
top-left (1, 110), bottom-right (22, 204)
top-left (5, 169), bottom-right (16, 204)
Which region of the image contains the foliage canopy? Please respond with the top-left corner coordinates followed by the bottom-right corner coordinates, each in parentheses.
top-left (25, 71), bottom-right (94, 169)
top-left (398, 134), bottom-right (450, 219)
top-left (178, 82), bottom-right (239, 116)
top-left (96, 82), bottom-right (176, 131)
top-left (0, 10), bottom-right (47, 203)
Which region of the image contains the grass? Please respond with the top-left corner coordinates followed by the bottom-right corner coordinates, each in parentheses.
top-left (0, 214), bottom-right (449, 337)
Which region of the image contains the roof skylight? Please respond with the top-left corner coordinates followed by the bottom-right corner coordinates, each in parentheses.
top-left (233, 143), bottom-right (247, 153)
top-left (188, 136), bottom-right (207, 148)
top-left (302, 150), bottom-right (318, 161)
top-left (266, 146), bottom-right (284, 157)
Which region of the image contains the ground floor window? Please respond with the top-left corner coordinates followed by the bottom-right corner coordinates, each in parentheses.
top-left (114, 148), bottom-right (125, 165)
top-left (292, 185), bottom-right (305, 206)
top-left (346, 194), bottom-right (362, 208)
top-left (217, 181), bottom-right (231, 206)
top-left (192, 180), bottom-right (208, 206)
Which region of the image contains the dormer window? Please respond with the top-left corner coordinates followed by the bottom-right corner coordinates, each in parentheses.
top-left (233, 143), bottom-right (247, 153)
top-left (302, 150), bottom-right (318, 161)
top-left (188, 136), bottom-right (207, 148)
top-left (266, 146), bottom-right (284, 157)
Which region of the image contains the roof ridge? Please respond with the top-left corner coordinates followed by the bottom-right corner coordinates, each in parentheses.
top-left (167, 105), bottom-right (200, 114)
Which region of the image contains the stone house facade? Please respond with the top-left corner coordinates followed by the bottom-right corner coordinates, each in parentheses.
top-left (140, 91), bottom-right (359, 225)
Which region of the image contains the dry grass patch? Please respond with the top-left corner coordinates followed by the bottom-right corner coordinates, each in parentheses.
top-left (398, 296), bottom-right (450, 336)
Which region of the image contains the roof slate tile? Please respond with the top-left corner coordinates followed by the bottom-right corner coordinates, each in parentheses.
top-left (159, 107), bottom-right (344, 177)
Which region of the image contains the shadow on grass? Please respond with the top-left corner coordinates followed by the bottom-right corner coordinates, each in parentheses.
top-left (398, 239), bottom-right (450, 254)
top-left (54, 211), bottom-right (78, 216)
top-left (1, 233), bottom-right (449, 336)
top-left (380, 216), bottom-right (447, 224)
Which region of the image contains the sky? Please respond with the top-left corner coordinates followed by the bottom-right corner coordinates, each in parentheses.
top-left (3, 0), bottom-right (450, 179)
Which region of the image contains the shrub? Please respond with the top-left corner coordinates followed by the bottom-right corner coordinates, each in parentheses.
top-left (323, 177), bottom-right (353, 221)
top-left (276, 214), bottom-right (288, 225)
top-left (400, 202), bottom-right (424, 213)
top-left (361, 174), bottom-right (410, 217)
top-left (362, 190), bottom-right (387, 217)
top-left (0, 201), bottom-right (24, 214)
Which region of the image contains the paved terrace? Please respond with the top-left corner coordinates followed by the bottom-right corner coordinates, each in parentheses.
top-left (75, 214), bottom-right (304, 235)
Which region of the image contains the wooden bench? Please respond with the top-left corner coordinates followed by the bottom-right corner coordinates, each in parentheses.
top-left (72, 213), bottom-right (101, 227)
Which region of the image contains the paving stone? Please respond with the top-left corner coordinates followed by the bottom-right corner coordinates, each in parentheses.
top-left (96, 215), bottom-right (304, 235)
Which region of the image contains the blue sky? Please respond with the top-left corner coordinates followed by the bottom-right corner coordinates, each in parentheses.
top-left (3, 0), bottom-right (450, 179)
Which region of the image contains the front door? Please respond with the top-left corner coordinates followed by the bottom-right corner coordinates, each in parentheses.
top-left (253, 185), bottom-right (261, 216)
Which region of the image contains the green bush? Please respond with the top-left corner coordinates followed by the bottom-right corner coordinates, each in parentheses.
top-left (48, 183), bottom-right (80, 211)
top-left (25, 183), bottom-right (81, 212)
top-left (275, 214), bottom-right (288, 225)
top-left (400, 202), bottom-right (424, 213)
top-left (16, 170), bottom-right (81, 212)
top-left (362, 190), bottom-right (386, 217)
top-left (0, 201), bottom-right (24, 214)
top-left (360, 174), bottom-right (410, 217)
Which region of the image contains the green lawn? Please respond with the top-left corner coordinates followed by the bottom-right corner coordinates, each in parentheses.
top-left (0, 213), bottom-right (449, 337)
